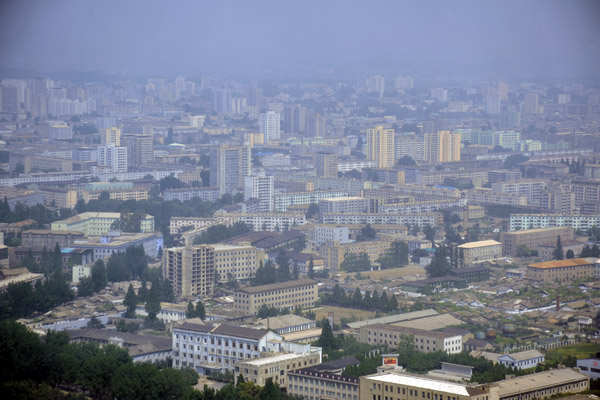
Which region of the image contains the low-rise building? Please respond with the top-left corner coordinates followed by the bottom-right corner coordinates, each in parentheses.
top-left (21, 229), bottom-right (85, 250)
top-left (51, 212), bottom-right (155, 237)
top-left (233, 279), bottom-right (318, 314)
top-left (320, 239), bottom-right (392, 272)
top-left (526, 258), bottom-right (597, 283)
top-left (497, 369), bottom-right (589, 400)
top-left (360, 372), bottom-right (493, 400)
top-left (256, 314), bottom-right (317, 335)
top-left (274, 190), bottom-right (348, 212)
top-left (234, 350), bottom-right (322, 388)
top-left (500, 227), bottom-right (575, 257)
top-left (70, 231), bottom-right (163, 260)
top-left (288, 368), bottom-right (359, 400)
top-left (360, 324), bottom-right (463, 354)
top-left (509, 214), bottom-right (600, 233)
top-left (457, 240), bottom-right (503, 264)
top-left (576, 353), bottom-right (600, 380)
top-left (497, 349), bottom-right (545, 370)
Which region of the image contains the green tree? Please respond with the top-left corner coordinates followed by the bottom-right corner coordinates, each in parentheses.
top-left (360, 224), bottom-right (377, 240)
top-left (552, 235), bottom-right (564, 260)
top-left (425, 247), bottom-right (452, 277)
top-left (87, 316), bottom-right (104, 329)
top-left (306, 203), bottom-right (319, 219)
top-left (317, 318), bottom-right (336, 351)
top-left (145, 279), bottom-right (161, 321)
top-left (91, 259), bottom-right (108, 292)
top-left (166, 126), bottom-right (174, 144)
top-left (423, 224), bottom-right (436, 245)
top-left (307, 257), bottom-right (315, 279)
top-left (123, 284), bottom-right (137, 318)
top-left (78, 277), bottom-right (95, 297)
top-left (186, 301), bottom-right (197, 318)
top-left (565, 249), bottom-right (575, 259)
top-left (276, 250), bottom-right (291, 282)
top-left (195, 300), bottom-right (206, 320)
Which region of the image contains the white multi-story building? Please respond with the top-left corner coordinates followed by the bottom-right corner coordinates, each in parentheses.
top-left (259, 111), bottom-right (281, 141)
top-left (163, 187), bottom-right (220, 202)
top-left (314, 225), bottom-right (349, 246)
top-left (509, 214), bottom-right (600, 233)
top-left (49, 124), bottom-right (73, 140)
top-left (321, 212), bottom-right (440, 227)
top-left (245, 175), bottom-right (274, 212)
top-left (491, 181), bottom-right (547, 205)
top-left (337, 160), bottom-right (376, 172)
top-left (214, 212), bottom-right (306, 232)
top-left (97, 143), bottom-right (127, 173)
top-left (318, 197), bottom-right (368, 215)
top-left (273, 191), bottom-right (348, 212)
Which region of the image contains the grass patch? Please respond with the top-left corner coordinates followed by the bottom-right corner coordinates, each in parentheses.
top-left (545, 342), bottom-right (600, 360)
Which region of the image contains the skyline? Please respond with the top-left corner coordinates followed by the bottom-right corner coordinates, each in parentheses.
top-left (0, 0), bottom-right (599, 80)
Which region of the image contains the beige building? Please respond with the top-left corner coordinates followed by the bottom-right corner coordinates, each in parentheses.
top-left (212, 243), bottom-right (265, 283)
top-left (320, 240), bottom-right (392, 271)
top-left (360, 324), bottom-right (463, 354)
top-left (82, 188), bottom-right (149, 202)
top-left (526, 258), bottom-right (597, 283)
top-left (424, 130), bottom-right (461, 163)
top-left (51, 212), bottom-right (155, 237)
top-left (21, 229), bottom-right (85, 250)
top-left (101, 127), bottom-right (121, 145)
top-left (288, 369), bottom-right (359, 400)
top-left (498, 368), bottom-right (589, 400)
top-left (360, 372), bottom-right (493, 400)
top-left (39, 187), bottom-right (78, 208)
top-left (367, 125), bottom-right (395, 168)
top-left (234, 351), bottom-right (321, 388)
top-left (233, 279), bottom-right (318, 314)
top-left (163, 245), bottom-right (215, 298)
top-left (457, 240), bottom-right (503, 264)
top-left (500, 227), bottom-right (574, 257)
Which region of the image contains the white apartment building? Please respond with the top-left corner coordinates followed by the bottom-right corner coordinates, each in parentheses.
top-left (509, 214), bottom-right (600, 232)
top-left (273, 191), bottom-right (348, 212)
top-left (259, 111), bottom-right (281, 141)
top-left (97, 143), bottom-right (128, 173)
top-left (337, 160), bottom-right (376, 172)
top-left (321, 212), bottom-right (440, 227)
top-left (163, 187), bottom-right (221, 202)
top-left (313, 225), bottom-right (350, 246)
top-left (214, 212), bottom-right (306, 232)
top-left (318, 197), bottom-right (368, 215)
top-left (491, 181), bottom-right (547, 205)
top-left (211, 243), bottom-right (265, 283)
top-left (245, 175), bottom-right (274, 212)
top-left (49, 124), bottom-right (73, 140)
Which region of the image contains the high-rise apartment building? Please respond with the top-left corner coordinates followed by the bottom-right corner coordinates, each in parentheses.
top-left (424, 130), bottom-right (461, 163)
top-left (524, 93), bottom-right (539, 114)
top-left (163, 246), bottom-right (215, 298)
top-left (395, 134), bottom-right (425, 161)
top-left (244, 175), bottom-right (274, 212)
top-left (306, 112), bottom-right (326, 138)
top-left (367, 125), bottom-right (395, 168)
top-left (122, 134), bottom-right (154, 167)
top-left (97, 143), bottom-right (128, 173)
top-left (210, 145), bottom-right (251, 195)
top-left (498, 81), bottom-right (509, 102)
top-left (101, 127), bottom-right (121, 146)
top-left (431, 88), bottom-right (448, 102)
top-left (259, 111), bottom-right (281, 141)
top-left (314, 152), bottom-right (338, 178)
top-left (49, 124), bottom-right (73, 140)
top-left (366, 75), bottom-right (385, 96)
top-left (213, 89), bottom-right (232, 114)
top-left (486, 93), bottom-right (501, 114)
top-left (283, 104), bottom-right (306, 134)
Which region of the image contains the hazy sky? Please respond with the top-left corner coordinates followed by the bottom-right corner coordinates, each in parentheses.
top-left (0, 0), bottom-right (599, 79)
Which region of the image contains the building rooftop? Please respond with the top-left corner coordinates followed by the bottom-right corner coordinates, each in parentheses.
top-left (364, 372), bottom-right (484, 396)
top-left (527, 258), bottom-right (597, 270)
top-left (22, 229), bottom-right (85, 235)
top-left (175, 322), bottom-right (272, 341)
top-left (347, 309), bottom-right (438, 329)
top-left (364, 324), bottom-right (461, 339)
top-left (289, 367), bottom-right (359, 384)
top-left (498, 349), bottom-right (544, 362)
top-left (497, 369), bottom-right (588, 397)
top-left (457, 240), bottom-right (502, 249)
top-left (238, 352), bottom-right (308, 366)
top-left (236, 278), bottom-right (317, 295)
top-left (257, 314), bottom-right (315, 330)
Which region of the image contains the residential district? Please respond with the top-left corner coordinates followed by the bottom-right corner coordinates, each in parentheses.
top-left (0, 75), bottom-right (599, 399)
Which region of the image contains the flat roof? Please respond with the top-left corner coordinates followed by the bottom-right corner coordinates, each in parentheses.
top-left (364, 324), bottom-right (460, 339)
top-left (498, 369), bottom-right (588, 397)
top-left (347, 309), bottom-right (438, 329)
top-left (240, 352), bottom-right (309, 366)
top-left (527, 258), bottom-right (597, 270)
top-left (236, 278), bottom-right (317, 295)
top-left (364, 372), bottom-right (483, 396)
top-left (503, 227), bottom-right (573, 235)
top-left (457, 240), bottom-right (502, 249)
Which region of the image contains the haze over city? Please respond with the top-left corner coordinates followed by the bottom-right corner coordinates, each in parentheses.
top-left (0, 1), bottom-right (599, 400)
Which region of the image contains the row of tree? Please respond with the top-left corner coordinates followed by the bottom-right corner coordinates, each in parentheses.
top-left (252, 250), bottom-right (297, 286)
top-left (193, 222), bottom-right (252, 245)
top-left (322, 284), bottom-right (399, 312)
top-left (0, 320), bottom-right (199, 399)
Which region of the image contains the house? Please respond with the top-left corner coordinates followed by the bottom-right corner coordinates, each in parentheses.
top-left (497, 349), bottom-right (545, 370)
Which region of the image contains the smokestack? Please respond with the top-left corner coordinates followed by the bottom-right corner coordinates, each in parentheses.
top-left (556, 295), bottom-right (560, 311)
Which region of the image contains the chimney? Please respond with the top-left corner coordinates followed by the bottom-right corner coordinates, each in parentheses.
top-left (556, 295), bottom-right (560, 311)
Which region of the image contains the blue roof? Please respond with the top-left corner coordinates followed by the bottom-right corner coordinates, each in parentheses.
top-left (61, 248), bottom-right (75, 253)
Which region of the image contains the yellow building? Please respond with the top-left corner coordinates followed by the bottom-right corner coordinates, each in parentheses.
top-left (320, 240), bottom-right (392, 271)
top-left (163, 245), bottom-right (215, 298)
top-left (360, 372), bottom-right (495, 400)
top-left (101, 127), bottom-right (121, 146)
top-left (244, 132), bottom-right (264, 147)
top-left (526, 258), bottom-right (597, 283)
top-left (212, 243), bottom-right (265, 283)
top-left (50, 212), bottom-right (155, 237)
top-left (424, 130), bottom-right (461, 163)
top-left (82, 188), bottom-right (149, 202)
top-left (234, 351), bottom-right (322, 388)
top-left (457, 240), bottom-right (503, 264)
top-left (233, 279), bottom-right (318, 314)
top-left (40, 187), bottom-right (78, 208)
top-left (367, 125), bottom-right (395, 168)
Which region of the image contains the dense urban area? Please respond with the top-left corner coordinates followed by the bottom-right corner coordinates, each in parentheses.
top-left (1, 2), bottom-right (600, 400)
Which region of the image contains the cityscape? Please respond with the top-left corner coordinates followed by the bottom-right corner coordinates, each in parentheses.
top-left (0, 1), bottom-right (599, 400)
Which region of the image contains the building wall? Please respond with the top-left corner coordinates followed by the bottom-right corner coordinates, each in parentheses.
top-left (500, 227), bottom-right (574, 257)
top-left (288, 370), bottom-right (359, 400)
top-left (234, 352), bottom-right (321, 388)
top-left (163, 246), bottom-right (215, 298)
top-left (234, 279), bottom-right (318, 314)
